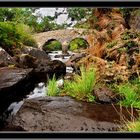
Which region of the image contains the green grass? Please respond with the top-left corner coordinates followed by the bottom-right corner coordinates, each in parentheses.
top-left (118, 82), bottom-right (140, 109)
top-left (46, 66), bottom-right (96, 102)
top-left (16, 23), bottom-right (37, 47)
top-left (127, 121), bottom-right (140, 132)
top-left (46, 75), bottom-right (60, 96)
top-left (107, 79), bottom-right (140, 132)
top-left (63, 66), bottom-right (96, 102)
top-left (0, 21), bottom-right (37, 56)
top-left (124, 120), bottom-right (140, 132)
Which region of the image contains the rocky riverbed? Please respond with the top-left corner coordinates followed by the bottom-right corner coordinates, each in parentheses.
top-left (0, 47), bottom-right (139, 132)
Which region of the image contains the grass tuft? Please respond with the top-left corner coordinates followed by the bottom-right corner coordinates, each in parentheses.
top-left (118, 82), bottom-right (140, 109)
top-left (63, 66), bottom-right (96, 102)
top-left (46, 75), bottom-right (60, 96)
top-left (122, 119), bottom-right (140, 132)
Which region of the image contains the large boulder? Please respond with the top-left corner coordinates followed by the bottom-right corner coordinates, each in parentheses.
top-left (0, 47), bottom-right (15, 67)
top-left (93, 86), bottom-right (122, 104)
top-left (7, 96), bottom-right (138, 132)
top-left (21, 46), bottom-right (50, 60)
top-left (0, 67), bottom-right (35, 115)
top-left (34, 60), bottom-right (66, 80)
top-left (14, 54), bottom-right (37, 69)
top-left (14, 54), bottom-right (66, 80)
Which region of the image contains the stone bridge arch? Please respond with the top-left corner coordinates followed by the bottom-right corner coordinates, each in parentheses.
top-left (33, 29), bottom-right (89, 50)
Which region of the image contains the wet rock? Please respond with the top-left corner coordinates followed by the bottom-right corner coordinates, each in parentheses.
top-left (94, 86), bottom-right (121, 104)
top-left (0, 47), bottom-right (15, 67)
top-left (54, 54), bottom-right (70, 59)
top-left (21, 46), bottom-right (50, 60)
top-left (14, 54), bottom-right (66, 80)
top-left (9, 96), bottom-right (138, 132)
top-left (34, 60), bottom-right (66, 80)
top-left (0, 67), bottom-right (35, 115)
top-left (14, 54), bottom-right (37, 69)
top-left (66, 53), bottom-right (87, 65)
top-left (65, 53), bottom-right (87, 73)
top-left (0, 125), bottom-right (25, 131)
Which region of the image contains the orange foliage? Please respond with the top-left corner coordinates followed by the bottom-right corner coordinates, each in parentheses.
top-left (86, 34), bottom-right (95, 47)
top-left (87, 45), bottom-right (106, 58)
top-left (85, 8), bottom-right (126, 58)
top-left (111, 24), bottom-right (125, 40)
top-left (97, 16), bottom-right (111, 29)
top-left (118, 52), bottom-right (128, 66)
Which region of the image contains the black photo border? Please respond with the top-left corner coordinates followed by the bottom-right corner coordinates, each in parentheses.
top-left (0, 0), bottom-right (140, 138)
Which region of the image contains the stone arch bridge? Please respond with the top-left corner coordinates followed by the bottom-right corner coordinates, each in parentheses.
top-left (33, 28), bottom-right (89, 49)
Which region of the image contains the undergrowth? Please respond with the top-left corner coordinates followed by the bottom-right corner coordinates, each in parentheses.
top-left (123, 119), bottom-right (140, 132)
top-left (108, 78), bottom-right (140, 109)
top-left (0, 22), bottom-right (37, 55)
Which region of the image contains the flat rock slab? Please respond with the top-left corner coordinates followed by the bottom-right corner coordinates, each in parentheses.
top-left (9, 96), bottom-right (139, 132)
top-left (0, 67), bottom-right (33, 89)
top-left (0, 67), bottom-right (34, 115)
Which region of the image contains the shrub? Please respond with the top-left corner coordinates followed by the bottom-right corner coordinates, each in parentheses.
top-left (16, 23), bottom-right (38, 47)
top-left (46, 75), bottom-right (60, 96)
top-left (22, 36), bottom-right (38, 48)
top-left (63, 66), bottom-right (96, 102)
top-left (68, 38), bottom-right (89, 51)
top-left (0, 22), bottom-right (21, 53)
top-left (74, 22), bottom-right (90, 29)
top-left (0, 22), bottom-right (37, 55)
